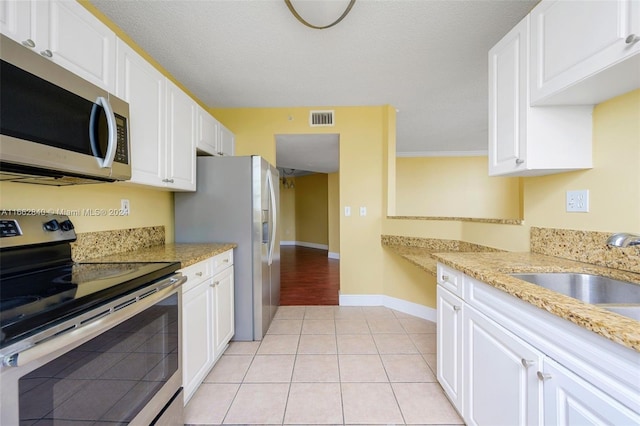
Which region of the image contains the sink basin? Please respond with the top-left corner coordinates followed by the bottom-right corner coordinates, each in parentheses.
top-left (510, 273), bottom-right (640, 320)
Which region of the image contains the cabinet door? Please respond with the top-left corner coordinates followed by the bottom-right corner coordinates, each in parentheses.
top-left (488, 16), bottom-right (528, 175)
top-left (542, 357), bottom-right (640, 425)
top-left (116, 40), bottom-right (165, 187)
top-left (0, 0), bottom-right (34, 45)
top-left (464, 305), bottom-right (543, 426)
top-left (530, 0), bottom-right (640, 105)
top-left (182, 280), bottom-right (214, 403)
top-left (166, 81), bottom-right (196, 191)
top-left (436, 285), bottom-right (464, 414)
top-left (219, 124), bottom-right (235, 156)
top-left (196, 107), bottom-right (220, 156)
top-left (213, 266), bottom-right (235, 358)
top-left (46, 1), bottom-right (116, 91)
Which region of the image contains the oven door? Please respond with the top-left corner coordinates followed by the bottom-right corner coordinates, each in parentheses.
top-left (0, 275), bottom-right (184, 425)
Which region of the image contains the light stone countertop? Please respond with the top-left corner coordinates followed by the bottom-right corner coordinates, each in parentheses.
top-left (430, 251), bottom-right (640, 352)
top-left (88, 243), bottom-right (237, 269)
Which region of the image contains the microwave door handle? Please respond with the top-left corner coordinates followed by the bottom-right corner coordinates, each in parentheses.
top-left (89, 96), bottom-right (117, 169)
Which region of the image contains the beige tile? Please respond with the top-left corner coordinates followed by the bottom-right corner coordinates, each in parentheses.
top-left (367, 318), bottom-right (406, 333)
top-left (339, 354), bottom-right (388, 382)
top-left (400, 318), bottom-right (437, 334)
top-left (223, 383), bottom-right (289, 424)
top-left (391, 309), bottom-right (417, 319)
top-left (244, 355), bottom-right (295, 383)
top-left (257, 334), bottom-right (300, 354)
top-left (336, 334), bottom-right (378, 355)
top-left (334, 306), bottom-right (366, 319)
top-left (203, 355), bottom-right (252, 383)
top-left (284, 383), bottom-right (343, 424)
top-left (302, 319), bottom-right (336, 334)
top-left (267, 319), bottom-right (303, 334)
top-left (362, 306), bottom-right (396, 319)
top-left (393, 382), bottom-right (464, 424)
top-left (184, 383), bottom-right (239, 424)
top-left (381, 354), bottom-right (437, 382)
top-left (335, 318), bottom-right (370, 334)
top-left (225, 341), bottom-right (260, 355)
top-left (373, 333), bottom-right (419, 354)
top-left (410, 333), bottom-right (437, 354)
top-left (298, 334), bottom-right (337, 354)
top-left (304, 306), bottom-right (336, 319)
top-left (423, 352), bottom-right (437, 375)
top-left (292, 354), bottom-right (340, 382)
top-left (274, 306), bottom-right (306, 320)
top-left (341, 382), bottom-right (404, 424)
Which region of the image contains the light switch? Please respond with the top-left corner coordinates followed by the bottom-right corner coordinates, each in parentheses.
top-left (345, 206), bottom-right (351, 217)
top-left (359, 206), bottom-right (367, 216)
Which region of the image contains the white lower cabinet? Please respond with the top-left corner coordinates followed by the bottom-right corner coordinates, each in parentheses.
top-left (436, 263), bottom-right (640, 425)
top-left (464, 305), bottom-right (543, 426)
top-left (181, 250), bottom-right (235, 404)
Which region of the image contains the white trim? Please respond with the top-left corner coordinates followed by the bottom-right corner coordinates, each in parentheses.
top-left (280, 240), bottom-right (296, 246)
top-left (339, 294), bottom-right (437, 322)
top-left (328, 252), bottom-right (340, 259)
top-left (293, 241), bottom-right (329, 250)
top-left (396, 150), bottom-right (488, 158)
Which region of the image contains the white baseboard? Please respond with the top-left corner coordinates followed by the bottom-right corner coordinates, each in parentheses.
top-left (339, 294), bottom-right (437, 322)
top-left (328, 252), bottom-right (340, 259)
top-left (280, 240), bottom-right (296, 246)
top-left (280, 241), bottom-right (329, 250)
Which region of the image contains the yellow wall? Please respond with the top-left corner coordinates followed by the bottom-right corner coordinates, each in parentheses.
top-left (396, 157), bottom-right (522, 219)
top-left (328, 172), bottom-right (340, 255)
top-left (0, 182), bottom-right (174, 239)
top-left (295, 174), bottom-right (329, 245)
top-left (279, 178), bottom-right (296, 242)
top-left (212, 106), bottom-right (393, 296)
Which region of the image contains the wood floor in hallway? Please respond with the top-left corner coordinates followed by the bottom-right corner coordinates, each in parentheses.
top-left (280, 245), bottom-right (340, 306)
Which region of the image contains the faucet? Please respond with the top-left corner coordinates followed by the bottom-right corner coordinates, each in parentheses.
top-left (606, 232), bottom-right (640, 247)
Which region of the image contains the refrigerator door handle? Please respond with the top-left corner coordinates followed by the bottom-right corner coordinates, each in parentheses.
top-left (266, 169), bottom-right (277, 266)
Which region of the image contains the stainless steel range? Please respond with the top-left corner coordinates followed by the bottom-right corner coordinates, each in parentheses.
top-left (0, 214), bottom-right (186, 425)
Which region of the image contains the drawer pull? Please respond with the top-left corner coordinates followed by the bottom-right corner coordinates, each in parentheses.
top-left (537, 371), bottom-right (552, 381)
top-left (223, 258), bottom-right (229, 263)
top-left (195, 272), bottom-right (203, 277)
top-left (625, 34), bottom-right (640, 44)
top-left (453, 305), bottom-right (461, 311)
top-left (515, 158), bottom-right (524, 165)
top-left (441, 274), bottom-right (450, 282)
top-left (521, 359), bottom-right (534, 368)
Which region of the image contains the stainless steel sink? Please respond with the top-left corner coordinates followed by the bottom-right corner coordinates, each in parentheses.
top-left (510, 273), bottom-right (640, 320)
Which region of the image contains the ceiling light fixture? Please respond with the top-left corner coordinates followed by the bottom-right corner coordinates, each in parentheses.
top-left (284, 0), bottom-right (356, 30)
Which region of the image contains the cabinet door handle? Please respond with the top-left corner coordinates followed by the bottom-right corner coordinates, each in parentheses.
top-left (210, 281), bottom-right (220, 287)
top-left (453, 305), bottom-right (461, 311)
top-left (441, 274), bottom-right (449, 282)
top-left (162, 178), bottom-right (175, 183)
top-left (521, 359), bottom-right (535, 368)
top-left (22, 39), bottom-right (35, 48)
top-left (537, 371), bottom-right (552, 381)
top-left (195, 272), bottom-right (203, 277)
top-left (40, 49), bottom-right (53, 58)
top-left (515, 158), bottom-right (524, 165)
top-left (625, 34), bottom-right (640, 44)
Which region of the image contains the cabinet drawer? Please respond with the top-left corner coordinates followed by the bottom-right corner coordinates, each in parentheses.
top-left (211, 249), bottom-right (233, 276)
top-left (437, 263), bottom-right (463, 297)
top-left (180, 259), bottom-right (211, 293)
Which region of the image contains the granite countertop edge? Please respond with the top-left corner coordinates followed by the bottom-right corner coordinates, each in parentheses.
top-left (85, 242), bottom-right (237, 269)
top-left (430, 251), bottom-right (640, 352)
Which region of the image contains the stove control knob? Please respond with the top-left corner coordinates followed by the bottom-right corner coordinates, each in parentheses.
top-left (60, 219), bottom-right (75, 232)
top-left (43, 219), bottom-right (60, 231)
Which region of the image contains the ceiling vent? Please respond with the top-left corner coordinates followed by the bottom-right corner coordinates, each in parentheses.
top-left (310, 110), bottom-right (334, 127)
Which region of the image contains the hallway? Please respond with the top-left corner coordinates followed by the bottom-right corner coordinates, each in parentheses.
top-left (280, 246), bottom-right (340, 305)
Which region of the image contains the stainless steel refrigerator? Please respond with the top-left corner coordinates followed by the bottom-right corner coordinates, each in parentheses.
top-left (174, 156), bottom-right (280, 341)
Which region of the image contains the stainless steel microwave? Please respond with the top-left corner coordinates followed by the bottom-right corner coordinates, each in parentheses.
top-left (0, 34), bottom-right (131, 185)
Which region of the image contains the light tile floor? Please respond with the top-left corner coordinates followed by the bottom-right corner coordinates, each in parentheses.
top-left (184, 305), bottom-right (464, 425)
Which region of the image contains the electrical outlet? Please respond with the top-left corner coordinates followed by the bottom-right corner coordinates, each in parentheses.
top-left (120, 199), bottom-right (130, 216)
top-left (344, 206), bottom-right (351, 217)
top-left (566, 190), bottom-right (589, 212)
top-left (359, 206), bottom-right (367, 216)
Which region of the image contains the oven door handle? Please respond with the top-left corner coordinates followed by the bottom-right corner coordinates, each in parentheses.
top-left (2, 274), bottom-right (186, 368)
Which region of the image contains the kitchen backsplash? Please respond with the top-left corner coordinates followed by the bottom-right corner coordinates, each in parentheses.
top-left (530, 227), bottom-right (640, 274)
top-left (71, 226), bottom-right (165, 262)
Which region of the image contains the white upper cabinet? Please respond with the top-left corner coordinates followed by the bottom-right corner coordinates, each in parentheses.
top-left (196, 107), bottom-right (220, 156)
top-left (1, 0), bottom-right (116, 91)
top-left (115, 40), bottom-right (165, 187)
top-left (219, 124), bottom-right (236, 157)
top-left (530, 0), bottom-right (640, 105)
top-left (488, 15), bottom-right (593, 176)
top-left (166, 80), bottom-right (197, 191)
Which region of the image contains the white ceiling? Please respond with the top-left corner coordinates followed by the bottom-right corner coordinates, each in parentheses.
top-left (91, 0), bottom-right (539, 167)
